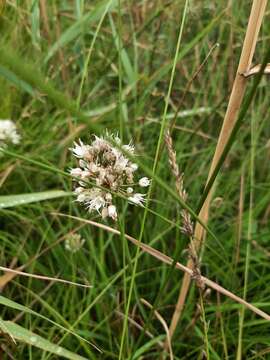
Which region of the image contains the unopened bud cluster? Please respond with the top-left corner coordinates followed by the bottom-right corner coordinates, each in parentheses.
top-left (70, 133), bottom-right (150, 220)
top-left (65, 233), bottom-right (85, 253)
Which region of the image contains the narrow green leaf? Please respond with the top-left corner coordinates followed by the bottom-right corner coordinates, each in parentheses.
top-left (141, 10), bottom-right (224, 101)
top-left (0, 65), bottom-right (35, 95)
top-left (30, 0), bottom-right (41, 47)
top-left (0, 46), bottom-right (99, 129)
top-left (109, 15), bottom-right (137, 86)
top-left (0, 317), bottom-right (16, 343)
top-left (0, 190), bottom-right (71, 209)
top-left (0, 295), bottom-right (97, 349)
top-left (45, 0), bottom-right (118, 63)
top-left (131, 336), bottom-right (164, 359)
top-left (0, 320), bottom-right (88, 360)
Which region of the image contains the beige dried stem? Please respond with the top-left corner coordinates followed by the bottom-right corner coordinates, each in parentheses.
top-left (54, 212), bottom-right (270, 322)
top-left (167, 0), bottom-right (268, 341)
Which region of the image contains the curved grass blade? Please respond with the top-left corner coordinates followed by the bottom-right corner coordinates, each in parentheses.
top-left (131, 336), bottom-right (165, 360)
top-left (0, 46), bottom-right (99, 130)
top-left (0, 190), bottom-right (71, 209)
top-left (0, 320), bottom-right (89, 360)
top-left (0, 295), bottom-right (98, 350)
top-left (140, 9), bottom-right (225, 102)
top-left (0, 65), bottom-right (35, 95)
top-left (45, 0), bottom-right (117, 63)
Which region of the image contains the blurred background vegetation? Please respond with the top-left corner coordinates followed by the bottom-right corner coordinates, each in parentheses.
top-left (0, 0), bottom-right (270, 358)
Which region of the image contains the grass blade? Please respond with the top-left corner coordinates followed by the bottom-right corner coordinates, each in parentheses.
top-left (0, 320), bottom-right (89, 360)
top-left (45, 0), bottom-right (118, 62)
top-left (168, 1), bottom-right (269, 337)
top-left (0, 65), bottom-right (35, 95)
top-left (0, 190), bottom-right (71, 209)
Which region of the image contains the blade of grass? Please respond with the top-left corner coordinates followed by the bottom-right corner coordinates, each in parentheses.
top-left (109, 14), bottom-right (137, 88)
top-left (59, 214), bottom-right (270, 322)
top-left (140, 9), bottom-right (225, 103)
top-left (0, 190), bottom-right (71, 209)
top-left (0, 46), bottom-right (99, 129)
top-left (168, 0), bottom-right (268, 338)
top-left (44, 0), bottom-right (118, 62)
top-left (76, 0), bottom-right (114, 108)
top-left (0, 320), bottom-right (90, 360)
top-left (236, 109), bottom-right (256, 359)
top-left (0, 295), bottom-right (93, 347)
top-left (0, 266), bottom-right (92, 288)
top-left (30, 0), bottom-right (41, 48)
top-left (1, 145), bottom-right (218, 245)
top-left (0, 65), bottom-right (35, 95)
top-left (45, 212), bottom-right (174, 353)
top-left (118, 3), bottom-right (189, 357)
top-left (197, 47), bottom-right (270, 213)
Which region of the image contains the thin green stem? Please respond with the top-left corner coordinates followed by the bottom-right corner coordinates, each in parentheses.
top-left (117, 0), bottom-right (124, 141)
top-left (236, 110), bottom-right (255, 360)
top-left (118, 1), bottom-right (189, 358)
top-left (76, 0), bottom-right (113, 108)
top-left (200, 292), bottom-right (210, 360)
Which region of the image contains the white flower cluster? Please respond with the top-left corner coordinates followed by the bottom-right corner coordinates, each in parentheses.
top-left (65, 233), bottom-right (85, 253)
top-left (0, 119), bottom-right (20, 149)
top-left (69, 133), bottom-right (150, 220)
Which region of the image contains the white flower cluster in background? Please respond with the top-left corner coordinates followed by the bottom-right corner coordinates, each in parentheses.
top-left (69, 133), bottom-right (150, 220)
top-left (65, 233), bottom-right (85, 253)
top-left (0, 119), bottom-right (20, 149)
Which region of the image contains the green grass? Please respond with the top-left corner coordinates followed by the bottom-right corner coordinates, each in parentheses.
top-left (1, 1), bottom-right (270, 359)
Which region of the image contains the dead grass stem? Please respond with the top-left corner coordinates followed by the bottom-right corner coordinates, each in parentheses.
top-left (54, 212), bottom-right (270, 322)
top-left (167, 0), bottom-right (268, 340)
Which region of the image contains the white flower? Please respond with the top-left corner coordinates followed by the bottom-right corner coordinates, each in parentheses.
top-left (139, 177), bottom-right (150, 187)
top-left (74, 187), bottom-right (84, 194)
top-left (79, 159), bottom-right (88, 169)
top-left (128, 193), bottom-right (146, 206)
top-left (76, 193), bottom-right (88, 203)
top-left (108, 205), bottom-right (117, 220)
top-left (70, 140), bottom-right (90, 158)
top-left (130, 163), bottom-right (138, 171)
top-left (92, 135), bottom-right (108, 151)
top-left (70, 168), bottom-right (83, 177)
top-left (0, 119), bottom-right (20, 148)
top-left (81, 170), bottom-right (91, 179)
top-left (69, 131), bottom-right (150, 220)
top-left (107, 132), bottom-right (121, 145)
top-left (88, 163), bottom-right (99, 173)
top-left (122, 143), bottom-right (135, 154)
top-left (114, 156), bottom-right (129, 172)
top-left (101, 207), bottom-right (108, 219)
top-left (87, 196), bottom-right (106, 212)
top-left (105, 193), bottom-right (112, 202)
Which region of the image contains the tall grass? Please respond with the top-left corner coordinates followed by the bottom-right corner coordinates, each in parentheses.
top-left (168, 0), bottom-right (269, 339)
top-left (1, 1), bottom-right (270, 359)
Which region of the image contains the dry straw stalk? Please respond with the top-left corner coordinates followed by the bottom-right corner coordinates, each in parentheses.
top-left (56, 213), bottom-right (270, 322)
top-left (168, 0), bottom-right (268, 340)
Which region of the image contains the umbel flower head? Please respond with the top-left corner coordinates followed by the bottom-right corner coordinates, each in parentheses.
top-left (65, 233), bottom-right (85, 253)
top-left (69, 132), bottom-right (150, 220)
top-left (0, 119), bottom-right (20, 149)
